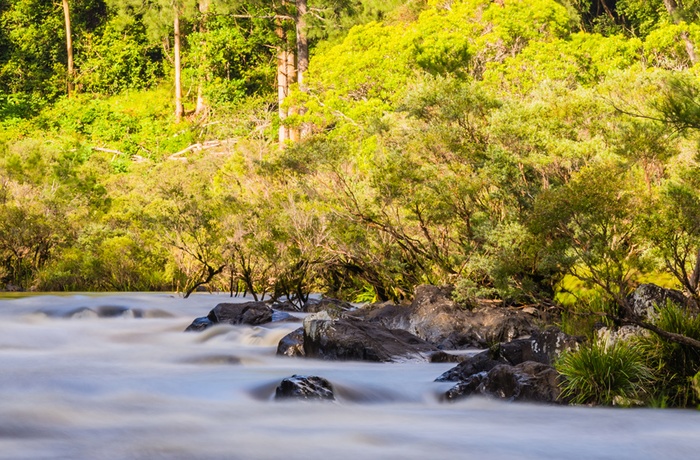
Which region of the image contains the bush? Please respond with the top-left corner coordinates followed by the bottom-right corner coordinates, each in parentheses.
top-left (638, 302), bottom-right (700, 407)
top-left (557, 338), bottom-right (653, 406)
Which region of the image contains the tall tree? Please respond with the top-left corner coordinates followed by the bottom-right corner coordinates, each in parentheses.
top-left (662, 0), bottom-right (697, 64)
top-left (61, 0), bottom-right (74, 96)
top-left (173, 1), bottom-right (184, 122)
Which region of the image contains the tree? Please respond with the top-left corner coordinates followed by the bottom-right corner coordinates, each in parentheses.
top-left (61, 0), bottom-right (75, 96)
top-left (662, 0), bottom-right (697, 64)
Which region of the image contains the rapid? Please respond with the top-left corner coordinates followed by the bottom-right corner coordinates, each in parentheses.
top-left (0, 293), bottom-right (698, 459)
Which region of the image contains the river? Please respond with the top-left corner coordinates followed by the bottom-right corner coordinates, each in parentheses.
top-left (0, 293), bottom-right (698, 459)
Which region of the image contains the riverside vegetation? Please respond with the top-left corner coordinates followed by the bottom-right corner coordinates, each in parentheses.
top-left (2, 0), bottom-right (700, 407)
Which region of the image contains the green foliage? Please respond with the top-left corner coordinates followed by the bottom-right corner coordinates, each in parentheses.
top-left (638, 302), bottom-right (700, 407)
top-left (557, 338), bottom-right (653, 406)
top-left (78, 18), bottom-right (163, 94)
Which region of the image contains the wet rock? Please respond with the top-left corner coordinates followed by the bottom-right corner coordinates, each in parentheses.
top-left (273, 297), bottom-right (353, 316)
top-left (444, 361), bottom-right (562, 403)
top-left (276, 328), bottom-right (305, 357)
top-left (271, 310), bottom-right (300, 323)
top-left (185, 316), bottom-right (214, 332)
top-left (352, 285), bottom-right (539, 349)
top-left (435, 351), bottom-right (502, 382)
top-left (275, 375), bottom-right (335, 401)
top-left (185, 301), bottom-right (273, 331)
top-left (208, 302), bottom-right (273, 325)
top-left (301, 312), bottom-right (445, 362)
top-left (304, 298), bottom-right (354, 315)
top-left (495, 327), bottom-right (582, 366)
top-left (428, 351), bottom-right (465, 363)
top-left (436, 327), bottom-right (580, 382)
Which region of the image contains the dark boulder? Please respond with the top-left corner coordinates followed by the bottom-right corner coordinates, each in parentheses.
top-left (436, 327), bottom-right (580, 382)
top-left (185, 301), bottom-right (274, 332)
top-left (444, 361), bottom-right (562, 403)
top-left (299, 312), bottom-right (447, 362)
top-left (435, 351), bottom-right (502, 382)
top-left (184, 316), bottom-right (215, 332)
top-left (275, 375), bottom-right (335, 401)
top-left (276, 327), bottom-right (305, 357)
top-left (495, 327), bottom-right (582, 366)
top-left (273, 297), bottom-right (354, 315)
top-left (352, 285), bottom-right (539, 349)
top-left (208, 302), bottom-right (273, 325)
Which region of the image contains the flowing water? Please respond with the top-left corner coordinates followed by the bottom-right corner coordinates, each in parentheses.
top-left (0, 293), bottom-right (698, 460)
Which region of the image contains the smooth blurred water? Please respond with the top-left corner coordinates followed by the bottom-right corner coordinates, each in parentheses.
top-left (0, 293), bottom-right (698, 460)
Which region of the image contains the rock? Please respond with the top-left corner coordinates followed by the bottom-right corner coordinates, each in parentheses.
top-left (275, 375), bottom-right (335, 401)
top-left (495, 327), bottom-right (582, 366)
top-left (596, 324), bottom-right (650, 346)
top-left (208, 302), bottom-right (273, 325)
top-left (594, 283), bottom-right (696, 344)
top-left (627, 284), bottom-right (694, 322)
top-left (273, 297), bottom-right (354, 315)
top-left (435, 351), bottom-right (502, 382)
top-left (184, 316), bottom-right (214, 332)
top-left (184, 301), bottom-right (274, 331)
top-left (300, 312), bottom-right (446, 362)
top-left (304, 298), bottom-right (354, 315)
top-left (351, 285), bottom-right (538, 349)
top-left (436, 328), bottom-right (580, 382)
top-left (276, 328), bottom-right (305, 357)
top-left (443, 361), bottom-right (562, 403)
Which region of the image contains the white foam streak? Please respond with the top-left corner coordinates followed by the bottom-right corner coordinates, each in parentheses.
top-left (0, 293), bottom-right (699, 459)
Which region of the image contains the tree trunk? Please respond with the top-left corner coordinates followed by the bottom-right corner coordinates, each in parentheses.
top-left (295, 0), bottom-right (308, 89)
top-left (174, 6), bottom-right (184, 123)
top-left (61, 0), bottom-right (74, 97)
top-left (286, 38), bottom-right (299, 142)
top-left (663, 0), bottom-right (698, 65)
top-left (295, 0), bottom-right (309, 139)
top-left (276, 20), bottom-right (290, 144)
top-left (195, 0), bottom-right (210, 116)
top-left (690, 247), bottom-right (700, 294)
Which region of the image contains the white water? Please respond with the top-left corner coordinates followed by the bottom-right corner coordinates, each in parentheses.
top-left (0, 293), bottom-right (698, 460)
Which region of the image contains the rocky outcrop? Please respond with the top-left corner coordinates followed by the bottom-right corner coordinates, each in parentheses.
top-left (443, 361), bottom-right (562, 403)
top-left (436, 327), bottom-right (578, 404)
top-left (597, 283), bottom-right (697, 345)
top-left (352, 285), bottom-right (539, 349)
top-left (275, 375), bottom-right (335, 401)
top-left (627, 284), bottom-right (695, 321)
top-left (276, 312), bottom-right (457, 362)
top-left (185, 301), bottom-right (274, 332)
top-left (436, 327), bottom-right (580, 382)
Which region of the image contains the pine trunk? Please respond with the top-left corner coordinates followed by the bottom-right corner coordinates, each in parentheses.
top-left (174, 7), bottom-right (184, 123)
top-left (276, 21), bottom-right (290, 144)
top-left (195, 0), bottom-right (210, 116)
top-left (61, 0), bottom-right (74, 97)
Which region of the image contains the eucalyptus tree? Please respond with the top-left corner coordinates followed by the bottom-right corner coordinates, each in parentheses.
top-left (107, 0), bottom-right (201, 121)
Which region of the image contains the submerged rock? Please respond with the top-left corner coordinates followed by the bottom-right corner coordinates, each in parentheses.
top-left (185, 301), bottom-right (273, 332)
top-left (275, 375), bottom-right (335, 401)
top-left (351, 285), bottom-right (539, 349)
